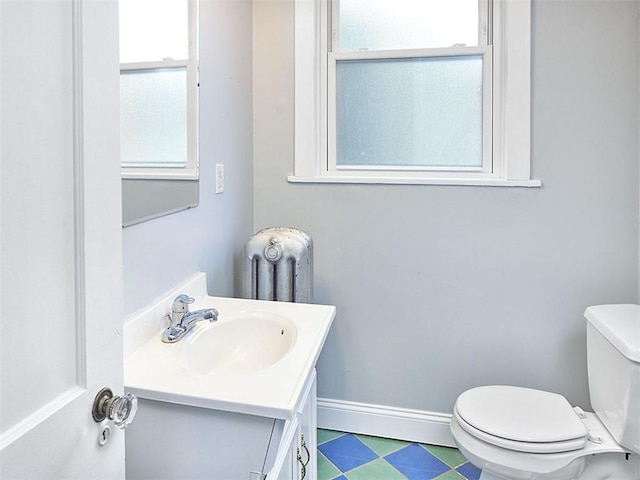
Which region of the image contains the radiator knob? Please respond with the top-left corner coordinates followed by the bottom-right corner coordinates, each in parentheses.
top-left (265, 238), bottom-right (282, 261)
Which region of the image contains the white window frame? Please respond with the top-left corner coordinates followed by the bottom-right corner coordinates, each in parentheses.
top-left (120, 0), bottom-right (199, 180)
top-left (291, 0), bottom-right (540, 187)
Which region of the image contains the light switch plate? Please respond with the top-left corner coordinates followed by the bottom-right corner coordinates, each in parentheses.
top-left (215, 164), bottom-right (224, 194)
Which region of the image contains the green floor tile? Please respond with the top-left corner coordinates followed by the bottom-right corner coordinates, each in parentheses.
top-left (318, 451), bottom-right (341, 480)
top-left (345, 458), bottom-right (407, 480)
top-left (355, 433), bottom-right (409, 457)
top-left (434, 469), bottom-right (466, 480)
top-left (423, 444), bottom-right (468, 468)
top-left (318, 429), bottom-right (346, 445)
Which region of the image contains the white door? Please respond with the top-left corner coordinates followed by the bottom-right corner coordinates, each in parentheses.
top-left (0, 0), bottom-right (124, 478)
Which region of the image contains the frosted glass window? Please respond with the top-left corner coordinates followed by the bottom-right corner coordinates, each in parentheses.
top-left (338, 0), bottom-right (479, 51)
top-left (119, 0), bottom-right (188, 63)
top-left (335, 56), bottom-right (483, 168)
top-left (120, 68), bottom-right (188, 167)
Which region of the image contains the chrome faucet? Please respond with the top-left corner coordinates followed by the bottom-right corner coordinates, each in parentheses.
top-left (162, 294), bottom-right (218, 343)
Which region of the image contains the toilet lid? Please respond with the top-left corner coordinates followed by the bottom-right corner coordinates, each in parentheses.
top-left (455, 386), bottom-right (588, 451)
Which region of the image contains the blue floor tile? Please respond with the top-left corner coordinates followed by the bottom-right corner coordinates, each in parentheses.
top-left (384, 443), bottom-right (450, 480)
top-left (318, 434), bottom-right (378, 472)
top-left (457, 461), bottom-right (482, 480)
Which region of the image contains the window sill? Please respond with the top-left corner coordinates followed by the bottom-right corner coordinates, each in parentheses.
top-left (122, 170), bottom-right (199, 181)
top-left (287, 175), bottom-right (542, 187)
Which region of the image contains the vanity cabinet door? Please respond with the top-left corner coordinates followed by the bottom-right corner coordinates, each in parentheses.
top-left (269, 369), bottom-right (318, 480)
top-left (268, 417), bottom-right (298, 480)
top-left (278, 445), bottom-right (296, 480)
top-left (267, 417), bottom-right (307, 480)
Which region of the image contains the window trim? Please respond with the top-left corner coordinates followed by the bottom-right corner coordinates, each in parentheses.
top-left (120, 0), bottom-right (199, 181)
top-left (291, 0), bottom-right (540, 187)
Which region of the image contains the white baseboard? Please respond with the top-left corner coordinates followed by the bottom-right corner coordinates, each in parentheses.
top-left (317, 398), bottom-right (455, 448)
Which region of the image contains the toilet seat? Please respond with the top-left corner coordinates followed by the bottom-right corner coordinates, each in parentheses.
top-left (451, 407), bottom-right (627, 480)
top-left (453, 407), bottom-right (586, 454)
top-left (454, 386), bottom-right (589, 454)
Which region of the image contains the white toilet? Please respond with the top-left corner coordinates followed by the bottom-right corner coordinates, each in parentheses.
top-left (450, 304), bottom-right (640, 480)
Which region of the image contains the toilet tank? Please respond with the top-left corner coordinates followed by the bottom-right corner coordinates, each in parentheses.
top-left (585, 304), bottom-right (640, 454)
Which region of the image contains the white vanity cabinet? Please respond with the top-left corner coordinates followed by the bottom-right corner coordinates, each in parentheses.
top-left (126, 370), bottom-right (318, 480)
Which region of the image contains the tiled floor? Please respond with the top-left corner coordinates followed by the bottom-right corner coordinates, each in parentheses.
top-left (317, 430), bottom-right (481, 480)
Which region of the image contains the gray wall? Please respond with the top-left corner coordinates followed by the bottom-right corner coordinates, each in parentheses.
top-left (253, 0), bottom-right (639, 413)
top-left (123, 0), bottom-right (253, 316)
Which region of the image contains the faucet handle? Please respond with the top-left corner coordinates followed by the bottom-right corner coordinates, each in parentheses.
top-left (172, 294), bottom-right (195, 313)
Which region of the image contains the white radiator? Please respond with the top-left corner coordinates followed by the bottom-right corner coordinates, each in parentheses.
top-left (243, 227), bottom-right (313, 303)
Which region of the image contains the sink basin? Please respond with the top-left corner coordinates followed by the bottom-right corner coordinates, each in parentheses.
top-left (184, 311), bottom-right (297, 375)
